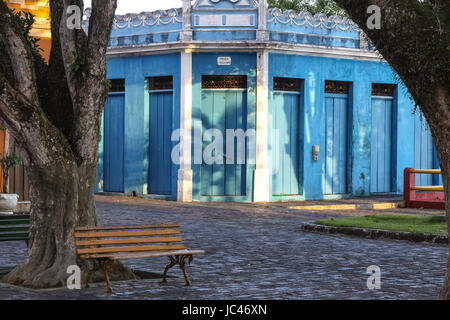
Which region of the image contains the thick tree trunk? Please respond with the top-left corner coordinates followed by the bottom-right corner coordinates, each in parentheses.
top-left (440, 173), bottom-right (450, 299)
top-left (432, 89), bottom-right (450, 300)
top-left (3, 161), bottom-right (135, 288)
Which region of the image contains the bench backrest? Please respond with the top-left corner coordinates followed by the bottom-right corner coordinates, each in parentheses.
top-left (75, 224), bottom-right (185, 259)
top-left (0, 214), bottom-right (30, 242)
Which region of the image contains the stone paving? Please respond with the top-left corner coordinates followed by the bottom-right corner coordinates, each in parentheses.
top-left (0, 196), bottom-right (448, 300)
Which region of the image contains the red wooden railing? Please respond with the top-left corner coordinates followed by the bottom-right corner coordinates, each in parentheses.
top-left (404, 168), bottom-right (445, 209)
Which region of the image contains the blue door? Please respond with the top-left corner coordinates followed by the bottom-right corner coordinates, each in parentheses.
top-left (148, 91), bottom-right (173, 195)
top-left (200, 90), bottom-right (247, 197)
top-left (370, 97), bottom-right (393, 193)
top-left (414, 112), bottom-right (441, 186)
top-left (324, 94), bottom-right (349, 194)
top-left (271, 92), bottom-right (302, 196)
top-left (103, 94), bottom-right (125, 192)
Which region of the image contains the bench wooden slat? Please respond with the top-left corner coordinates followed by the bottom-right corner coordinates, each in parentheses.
top-left (0, 227), bottom-right (29, 232)
top-left (77, 244), bottom-right (185, 255)
top-left (76, 236), bottom-right (183, 247)
top-left (0, 237), bottom-right (29, 241)
top-left (0, 219), bottom-right (30, 226)
top-left (0, 233), bottom-right (29, 239)
top-left (0, 215), bottom-right (30, 220)
top-left (80, 249), bottom-right (205, 260)
top-left (75, 224), bottom-right (179, 232)
top-left (75, 229), bottom-right (180, 238)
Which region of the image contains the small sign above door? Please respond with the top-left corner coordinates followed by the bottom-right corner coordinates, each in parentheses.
top-left (217, 57), bottom-right (232, 66)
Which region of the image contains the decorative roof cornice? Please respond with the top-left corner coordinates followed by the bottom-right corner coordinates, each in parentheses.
top-left (267, 8), bottom-right (360, 32)
top-left (84, 8), bottom-right (183, 30)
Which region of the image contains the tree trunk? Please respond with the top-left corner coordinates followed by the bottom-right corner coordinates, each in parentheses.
top-left (439, 173), bottom-right (450, 299)
top-left (424, 88), bottom-right (450, 300)
top-left (3, 161), bottom-right (135, 288)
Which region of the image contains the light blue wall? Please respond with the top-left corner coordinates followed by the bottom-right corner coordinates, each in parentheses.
top-left (108, 10), bottom-right (182, 47)
top-left (101, 51), bottom-right (417, 201)
top-left (191, 52), bottom-right (257, 202)
top-left (269, 53), bottom-right (415, 199)
top-left (98, 53), bottom-right (181, 199)
top-left (267, 9), bottom-right (361, 49)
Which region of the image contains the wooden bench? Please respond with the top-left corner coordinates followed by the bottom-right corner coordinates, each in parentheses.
top-left (75, 224), bottom-right (205, 292)
top-left (0, 214), bottom-right (30, 246)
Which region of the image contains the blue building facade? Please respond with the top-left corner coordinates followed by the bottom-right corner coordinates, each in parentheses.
top-left (92, 0), bottom-right (440, 202)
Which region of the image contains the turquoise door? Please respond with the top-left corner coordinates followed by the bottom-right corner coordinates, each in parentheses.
top-left (415, 112), bottom-right (441, 186)
top-left (271, 92), bottom-right (302, 196)
top-left (148, 90), bottom-right (173, 195)
top-left (200, 90), bottom-right (247, 197)
top-left (103, 93), bottom-right (125, 193)
top-left (370, 97), bottom-right (393, 193)
top-left (324, 94), bottom-right (349, 194)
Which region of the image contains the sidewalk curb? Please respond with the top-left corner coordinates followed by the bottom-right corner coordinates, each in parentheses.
top-left (301, 222), bottom-right (449, 245)
top-left (290, 202), bottom-right (401, 211)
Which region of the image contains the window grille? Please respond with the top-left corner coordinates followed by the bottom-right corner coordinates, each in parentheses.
top-left (148, 76), bottom-right (173, 91)
top-left (274, 77), bottom-right (303, 92)
top-left (202, 75), bottom-right (247, 89)
top-left (325, 81), bottom-right (351, 94)
top-left (372, 83), bottom-right (395, 97)
top-left (109, 79), bottom-right (125, 92)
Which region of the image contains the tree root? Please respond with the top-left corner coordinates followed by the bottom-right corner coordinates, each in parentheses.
top-left (2, 258), bottom-right (137, 289)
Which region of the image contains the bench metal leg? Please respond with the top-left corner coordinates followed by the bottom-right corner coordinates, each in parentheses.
top-left (86, 259), bottom-right (116, 293)
top-left (86, 260), bottom-right (100, 289)
top-left (162, 256), bottom-right (177, 283)
top-left (179, 255), bottom-right (191, 286)
top-left (100, 259), bottom-right (116, 293)
top-left (162, 255), bottom-right (194, 286)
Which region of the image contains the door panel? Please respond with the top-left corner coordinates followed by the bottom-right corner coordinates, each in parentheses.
top-left (148, 92), bottom-right (173, 195)
top-left (272, 93), bottom-right (301, 196)
top-left (414, 112), bottom-right (442, 186)
top-left (371, 98), bottom-right (393, 193)
top-left (201, 90), bottom-right (246, 197)
top-left (104, 94), bottom-right (125, 193)
top-left (324, 96), bottom-right (348, 194)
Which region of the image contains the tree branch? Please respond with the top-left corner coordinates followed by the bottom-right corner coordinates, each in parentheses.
top-left (73, 0), bottom-right (117, 161)
top-left (0, 2), bottom-right (39, 104)
top-left (0, 74), bottom-right (73, 166)
top-left (334, 0), bottom-right (450, 106)
top-left (46, 0), bottom-right (117, 162)
top-left (87, 0), bottom-right (117, 78)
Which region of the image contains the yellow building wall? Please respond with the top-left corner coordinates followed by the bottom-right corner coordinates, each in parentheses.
top-left (2, 1), bottom-right (50, 199)
top-left (6, 0), bottom-right (51, 62)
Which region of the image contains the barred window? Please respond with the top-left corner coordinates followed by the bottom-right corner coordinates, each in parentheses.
top-left (372, 83), bottom-right (395, 97)
top-left (274, 77), bottom-right (303, 92)
top-left (202, 75), bottom-right (247, 89)
top-left (109, 79), bottom-right (125, 92)
top-left (148, 76), bottom-right (173, 91)
top-left (325, 81), bottom-right (351, 94)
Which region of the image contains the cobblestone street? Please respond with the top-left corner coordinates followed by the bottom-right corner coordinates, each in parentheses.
top-left (0, 196), bottom-right (448, 300)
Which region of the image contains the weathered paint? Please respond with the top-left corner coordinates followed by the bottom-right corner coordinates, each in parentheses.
top-left (269, 53), bottom-right (415, 200)
top-left (192, 52), bottom-right (257, 202)
top-left (200, 90), bottom-right (247, 196)
top-left (97, 1), bottom-right (423, 202)
top-left (271, 91), bottom-right (302, 197)
top-left (414, 111), bottom-right (442, 186)
top-left (97, 53), bottom-right (181, 199)
top-left (148, 90), bottom-right (174, 195)
top-left (103, 94), bottom-right (125, 193)
top-left (324, 93), bottom-right (349, 195)
top-left (370, 96), bottom-right (394, 193)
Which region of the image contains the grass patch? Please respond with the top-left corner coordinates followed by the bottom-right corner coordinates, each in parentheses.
top-left (315, 214), bottom-right (448, 235)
